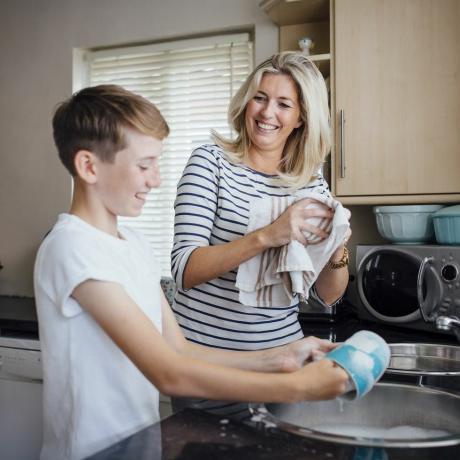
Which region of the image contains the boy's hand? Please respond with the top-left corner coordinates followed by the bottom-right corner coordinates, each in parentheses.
top-left (280, 336), bottom-right (339, 372)
top-left (298, 359), bottom-right (349, 401)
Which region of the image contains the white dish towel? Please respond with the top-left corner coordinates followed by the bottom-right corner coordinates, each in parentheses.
top-left (235, 191), bottom-right (350, 307)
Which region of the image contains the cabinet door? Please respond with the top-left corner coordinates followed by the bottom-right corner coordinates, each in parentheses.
top-left (334, 0), bottom-right (460, 197)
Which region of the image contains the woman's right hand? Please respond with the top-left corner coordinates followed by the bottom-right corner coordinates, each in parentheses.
top-left (258, 198), bottom-right (334, 248)
top-left (296, 359), bottom-right (349, 401)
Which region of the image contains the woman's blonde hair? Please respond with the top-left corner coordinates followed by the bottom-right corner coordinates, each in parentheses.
top-left (213, 51), bottom-right (331, 189)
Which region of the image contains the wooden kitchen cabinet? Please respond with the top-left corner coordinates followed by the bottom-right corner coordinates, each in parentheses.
top-left (261, 0), bottom-right (332, 77)
top-left (261, 0), bottom-right (460, 205)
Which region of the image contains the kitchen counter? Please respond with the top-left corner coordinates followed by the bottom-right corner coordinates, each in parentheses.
top-left (298, 309), bottom-right (460, 345)
top-left (2, 295), bottom-right (458, 459)
top-left (87, 406), bottom-right (460, 460)
top-left (0, 295), bottom-right (38, 337)
top-left (87, 312), bottom-right (460, 460)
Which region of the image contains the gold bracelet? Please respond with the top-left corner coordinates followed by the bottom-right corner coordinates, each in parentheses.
top-left (328, 246), bottom-right (349, 270)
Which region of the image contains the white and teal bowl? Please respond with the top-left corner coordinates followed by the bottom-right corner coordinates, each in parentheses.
top-left (373, 205), bottom-right (444, 244)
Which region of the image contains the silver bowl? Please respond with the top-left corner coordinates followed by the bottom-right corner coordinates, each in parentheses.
top-left (250, 383), bottom-right (460, 447)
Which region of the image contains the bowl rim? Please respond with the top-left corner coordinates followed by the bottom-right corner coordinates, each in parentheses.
top-left (373, 205), bottom-right (444, 214)
top-left (433, 204), bottom-right (460, 217)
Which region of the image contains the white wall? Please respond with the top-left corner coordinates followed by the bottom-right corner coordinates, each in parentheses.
top-left (0, 0), bottom-right (278, 296)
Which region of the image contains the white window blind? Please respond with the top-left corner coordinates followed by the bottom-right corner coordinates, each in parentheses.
top-left (77, 34), bottom-right (253, 276)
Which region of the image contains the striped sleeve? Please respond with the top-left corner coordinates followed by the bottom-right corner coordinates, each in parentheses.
top-left (171, 146), bottom-right (220, 291)
top-left (309, 284), bottom-right (344, 308)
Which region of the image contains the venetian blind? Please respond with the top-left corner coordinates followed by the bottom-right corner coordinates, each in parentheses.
top-left (80, 34), bottom-right (253, 276)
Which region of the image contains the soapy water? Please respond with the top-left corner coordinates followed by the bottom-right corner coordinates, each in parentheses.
top-left (310, 424), bottom-right (451, 440)
top-left (338, 399), bottom-right (345, 412)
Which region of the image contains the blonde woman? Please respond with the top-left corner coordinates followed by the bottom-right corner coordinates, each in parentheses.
top-left (171, 52), bottom-right (351, 417)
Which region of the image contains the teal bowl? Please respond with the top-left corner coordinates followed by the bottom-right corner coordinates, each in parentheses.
top-left (433, 205), bottom-right (460, 245)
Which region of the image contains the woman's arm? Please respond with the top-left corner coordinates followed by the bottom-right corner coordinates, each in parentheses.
top-left (182, 230), bottom-right (268, 290)
top-left (182, 198), bottom-right (332, 289)
top-left (172, 148), bottom-right (332, 290)
top-left (314, 243), bottom-right (350, 305)
top-left (73, 280), bottom-right (348, 403)
top-left (313, 211), bottom-right (352, 305)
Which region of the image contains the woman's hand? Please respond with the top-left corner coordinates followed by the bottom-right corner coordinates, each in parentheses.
top-left (278, 336), bottom-right (339, 372)
top-left (258, 198), bottom-right (334, 248)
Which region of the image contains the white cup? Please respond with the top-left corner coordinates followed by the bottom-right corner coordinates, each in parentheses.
top-left (326, 330), bottom-right (391, 401)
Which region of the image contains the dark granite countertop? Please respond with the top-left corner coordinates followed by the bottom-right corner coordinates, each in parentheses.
top-left (0, 295), bottom-right (38, 337)
top-left (88, 407), bottom-right (460, 460)
top-left (87, 313), bottom-right (460, 460)
top-left (298, 310), bottom-right (460, 345)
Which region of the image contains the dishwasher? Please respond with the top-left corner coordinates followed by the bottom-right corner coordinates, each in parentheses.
top-left (0, 334), bottom-right (43, 460)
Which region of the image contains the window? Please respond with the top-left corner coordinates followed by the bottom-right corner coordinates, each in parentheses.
top-left (75, 34), bottom-right (253, 276)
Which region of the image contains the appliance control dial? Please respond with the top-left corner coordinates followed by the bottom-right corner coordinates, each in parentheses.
top-left (441, 264), bottom-right (458, 282)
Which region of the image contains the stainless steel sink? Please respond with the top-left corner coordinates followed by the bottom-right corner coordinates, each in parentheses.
top-left (250, 383), bottom-right (460, 448)
top-left (387, 343), bottom-right (460, 376)
top-left (385, 343), bottom-right (460, 394)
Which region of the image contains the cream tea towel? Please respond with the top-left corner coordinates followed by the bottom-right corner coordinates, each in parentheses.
top-left (235, 191), bottom-right (349, 307)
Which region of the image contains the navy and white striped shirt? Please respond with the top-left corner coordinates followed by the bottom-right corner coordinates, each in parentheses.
top-left (171, 144), bottom-right (330, 351)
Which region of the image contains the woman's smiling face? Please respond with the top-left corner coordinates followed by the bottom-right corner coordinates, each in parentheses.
top-left (245, 72), bottom-right (302, 158)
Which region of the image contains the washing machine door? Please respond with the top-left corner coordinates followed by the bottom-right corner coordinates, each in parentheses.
top-left (357, 249), bottom-right (443, 323)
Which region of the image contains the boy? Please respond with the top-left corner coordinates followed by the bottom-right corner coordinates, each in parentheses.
top-left (34, 85), bottom-right (348, 460)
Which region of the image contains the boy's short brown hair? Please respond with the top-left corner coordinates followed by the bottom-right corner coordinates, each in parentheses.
top-left (52, 85), bottom-right (169, 176)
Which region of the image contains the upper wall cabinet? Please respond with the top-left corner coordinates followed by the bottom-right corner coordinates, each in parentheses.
top-left (260, 0), bottom-right (331, 77)
top-left (260, 0), bottom-right (460, 205)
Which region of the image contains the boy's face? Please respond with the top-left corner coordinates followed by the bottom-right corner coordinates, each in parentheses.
top-left (95, 129), bottom-right (162, 218)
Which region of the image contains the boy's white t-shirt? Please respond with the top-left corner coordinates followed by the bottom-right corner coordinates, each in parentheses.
top-left (34, 214), bottom-right (162, 460)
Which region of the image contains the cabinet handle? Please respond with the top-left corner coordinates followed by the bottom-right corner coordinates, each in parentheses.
top-left (339, 109), bottom-right (345, 178)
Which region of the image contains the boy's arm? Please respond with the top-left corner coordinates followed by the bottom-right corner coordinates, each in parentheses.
top-left (72, 280), bottom-right (348, 402)
top-left (160, 291), bottom-right (337, 373)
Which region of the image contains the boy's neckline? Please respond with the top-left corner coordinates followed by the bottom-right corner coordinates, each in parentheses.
top-left (62, 213), bottom-right (128, 242)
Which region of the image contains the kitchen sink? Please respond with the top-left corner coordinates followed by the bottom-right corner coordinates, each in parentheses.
top-left (387, 343), bottom-right (460, 376)
top-left (250, 383), bottom-right (460, 448)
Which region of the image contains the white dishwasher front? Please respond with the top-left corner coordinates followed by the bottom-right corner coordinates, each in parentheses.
top-left (0, 336), bottom-right (42, 460)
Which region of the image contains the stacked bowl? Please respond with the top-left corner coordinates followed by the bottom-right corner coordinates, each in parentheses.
top-left (373, 205), bottom-right (443, 244)
top-left (432, 205), bottom-right (460, 245)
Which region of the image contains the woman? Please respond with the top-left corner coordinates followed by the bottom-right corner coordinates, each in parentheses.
top-left (171, 52), bottom-right (351, 417)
